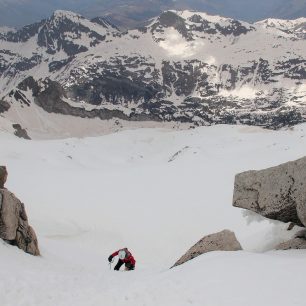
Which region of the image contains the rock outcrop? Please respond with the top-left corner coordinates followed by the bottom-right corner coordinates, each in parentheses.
top-left (171, 230), bottom-right (242, 268)
top-left (275, 238), bottom-right (306, 250)
top-left (275, 229), bottom-right (306, 250)
top-left (232, 156), bottom-right (306, 227)
top-left (0, 166), bottom-right (40, 256)
top-left (12, 124), bottom-right (31, 140)
top-left (0, 100), bottom-right (10, 113)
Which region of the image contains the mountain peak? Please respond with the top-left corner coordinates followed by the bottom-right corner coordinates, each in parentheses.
top-left (257, 16), bottom-right (306, 25)
top-left (149, 10), bottom-right (254, 42)
top-left (52, 10), bottom-right (84, 21)
top-left (175, 10), bottom-right (229, 24)
top-left (255, 17), bottom-right (306, 39)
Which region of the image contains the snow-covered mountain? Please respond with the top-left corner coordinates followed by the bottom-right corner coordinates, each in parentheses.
top-left (0, 10), bottom-right (305, 135)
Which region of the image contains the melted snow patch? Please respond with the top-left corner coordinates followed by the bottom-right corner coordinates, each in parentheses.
top-left (219, 86), bottom-right (258, 99)
top-left (159, 27), bottom-right (204, 58)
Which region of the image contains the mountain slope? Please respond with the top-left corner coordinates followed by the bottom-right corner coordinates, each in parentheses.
top-left (0, 124), bottom-right (306, 305)
top-left (0, 10), bottom-right (305, 136)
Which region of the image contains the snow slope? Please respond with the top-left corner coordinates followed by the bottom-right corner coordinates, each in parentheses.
top-left (0, 124), bottom-right (306, 305)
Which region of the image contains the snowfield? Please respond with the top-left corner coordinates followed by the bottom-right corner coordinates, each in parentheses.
top-left (1, 123), bottom-right (306, 305)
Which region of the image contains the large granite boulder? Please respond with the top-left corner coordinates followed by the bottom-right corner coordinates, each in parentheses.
top-left (0, 166), bottom-right (40, 256)
top-left (171, 230), bottom-right (242, 268)
top-left (232, 156), bottom-right (306, 227)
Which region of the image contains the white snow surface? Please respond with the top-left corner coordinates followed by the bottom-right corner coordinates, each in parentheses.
top-left (0, 124), bottom-right (306, 305)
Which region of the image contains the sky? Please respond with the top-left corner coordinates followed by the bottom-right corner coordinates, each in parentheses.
top-left (0, 0), bottom-right (305, 28)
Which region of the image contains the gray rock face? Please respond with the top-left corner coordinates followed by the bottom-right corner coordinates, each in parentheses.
top-left (172, 230), bottom-right (242, 268)
top-left (0, 167), bottom-right (39, 256)
top-left (0, 189), bottom-right (21, 240)
top-left (233, 156), bottom-right (306, 227)
top-left (275, 238), bottom-right (306, 250)
top-left (0, 189), bottom-right (40, 255)
top-left (275, 229), bottom-right (306, 250)
top-left (297, 201), bottom-right (306, 228)
top-left (294, 229), bottom-right (306, 239)
top-left (33, 79), bottom-right (162, 122)
top-left (0, 100), bottom-right (10, 113)
top-left (12, 124), bottom-right (31, 140)
top-left (0, 166), bottom-right (8, 188)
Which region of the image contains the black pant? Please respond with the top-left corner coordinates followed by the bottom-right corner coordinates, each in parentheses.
top-left (114, 259), bottom-right (135, 271)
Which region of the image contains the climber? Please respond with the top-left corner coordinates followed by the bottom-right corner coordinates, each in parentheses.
top-left (108, 248), bottom-right (136, 271)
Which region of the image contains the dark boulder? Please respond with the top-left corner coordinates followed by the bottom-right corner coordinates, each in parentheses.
top-left (12, 124), bottom-right (31, 140)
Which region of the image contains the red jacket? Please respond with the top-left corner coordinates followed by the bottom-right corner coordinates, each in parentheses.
top-left (112, 249), bottom-right (136, 266)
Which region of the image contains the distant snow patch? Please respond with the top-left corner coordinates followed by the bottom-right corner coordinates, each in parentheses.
top-left (159, 27), bottom-right (205, 58)
top-left (219, 86), bottom-right (258, 99)
top-left (205, 55), bottom-right (216, 65)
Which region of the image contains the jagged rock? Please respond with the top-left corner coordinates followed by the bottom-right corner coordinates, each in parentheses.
top-left (8, 89), bottom-right (31, 106)
top-left (232, 156), bottom-right (306, 227)
top-left (12, 124), bottom-right (31, 140)
top-left (0, 167), bottom-right (40, 256)
top-left (0, 100), bottom-right (10, 113)
top-left (35, 79), bottom-right (162, 122)
top-left (17, 76), bottom-right (40, 96)
top-left (275, 238), bottom-right (306, 250)
top-left (171, 230), bottom-right (242, 268)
